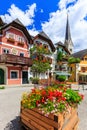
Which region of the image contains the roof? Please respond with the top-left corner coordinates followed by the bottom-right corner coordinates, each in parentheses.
top-left (13, 18), bottom-right (24, 26)
top-left (30, 35), bottom-right (35, 40)
top-left (72, 49), bottom-right (87, 59)
top-left (64, 14), bottom-right (73, 53)
top-left (55, 41), bottom-right (65, 47)
top-left (0, 17), bottom-right (6, 27)
top-left (55, 41), bottom-right (70, 54)
top-left (39, 31), bottom-right (51, 40)
top-left (34, 31), bottom-right (55, 51)
top-left (65, 14), bottom-right (72, 41)
top-left (0, 18), bottom-right (32, 44)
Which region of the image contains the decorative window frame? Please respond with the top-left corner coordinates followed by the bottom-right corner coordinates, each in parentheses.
top-left (10, 70), bottom-right (19, 79)
top-left (6, 32), bottom-right (15, 42)
top-left (17, 36), bottom-right (25, 45)
top-left (2, 47), bottom-right (10, 54)
top-left (20, 52), bottom-right (24, 57)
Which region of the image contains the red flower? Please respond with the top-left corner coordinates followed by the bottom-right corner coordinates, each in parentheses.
top-left (31, 88), bottom-right (36, 93)
top-left (61, 97), bottom-right (66, 101)
top-left (41, 90), bottom-right (46, 96)
top-left (48, 95), bottom-right (53, 101)
top-left (79, 94), bottom-right (84, 100)
top-left (48, 91), bottom-right (54, 96)
top-left (54, 91), bottom-right (62, 97)
top-left (41, 97), bottom-right (45, 103)
top-left (36, 100), bottom-right (40, 106)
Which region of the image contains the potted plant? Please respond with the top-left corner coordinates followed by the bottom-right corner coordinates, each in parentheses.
top-left (56, 75), bottom-right (66, 82)
top-left (31, 77), bottom-right (39, 84)
top-left (20, 84), bottom-right (84, 130)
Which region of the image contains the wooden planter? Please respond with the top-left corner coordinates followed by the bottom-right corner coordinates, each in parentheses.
top-left (20, 107), bottom-right (79, 130)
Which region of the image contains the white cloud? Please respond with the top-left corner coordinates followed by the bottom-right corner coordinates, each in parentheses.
top-left (0, 3), bottom-right (36, 26)
top-left (41, 0), bottom-right (87, 52)
top-left (1, 0), bottom-right (87, 53)
top-left (28, 28), bottom-right (39, 36)
top-left (40, 9), bottom-right (44, 13)
top-left (58, 0), bottom-right (77, 9)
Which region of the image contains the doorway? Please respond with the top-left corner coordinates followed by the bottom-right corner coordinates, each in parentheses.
top-left (0, 69), bottom-right (4, 84)
top-left (22, 71), bottom-right (28, 84)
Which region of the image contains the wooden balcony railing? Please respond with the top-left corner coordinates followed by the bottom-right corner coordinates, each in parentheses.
top-left (0, 54), bottom-right (32, 67)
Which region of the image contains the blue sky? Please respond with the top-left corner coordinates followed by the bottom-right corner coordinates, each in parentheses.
top-left (0, 0), bottom-right (87, 52)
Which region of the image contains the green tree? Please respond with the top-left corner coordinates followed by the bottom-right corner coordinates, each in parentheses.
top-left (30, 45), bottom-right (52, 77)
top-left (68, 57), bottom-right (80, 64)
top-left (56, 51), bottom-right (63, 62)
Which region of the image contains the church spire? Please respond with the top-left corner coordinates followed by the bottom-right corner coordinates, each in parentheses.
top-left (64, 13), bottom-right (73, 54)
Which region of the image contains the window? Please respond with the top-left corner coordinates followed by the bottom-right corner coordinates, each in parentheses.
top-left (44, 44), bottom-right (48, 49)
top-left (81, 67), bottom-right (86, 72)
top-left (70, 49), bottom-right (72, 52)
top-left (70, 67), bottom-right (72, 71)
top-left (6, 32), bottom-right (15, 39)
top-left (9, 33), bottom-right (14, 39)
top-left (17, 36), bottom-right (24, 43)
top-left (20, 53), bottom-right (24, 57)
top-left (11, 71), bottom-right (18, 79)
top-left (3, 48), bottom-right (9, 54)
top-left (62, 48), bottom-right (64, 52)
top-left (55, 65), bottom-right (57, 69)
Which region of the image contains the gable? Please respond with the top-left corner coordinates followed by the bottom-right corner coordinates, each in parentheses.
top-left (33, 37), bottom-right (53, 52)
top-left (34, 34), bottom-right (55, 52)
top-left (57, 45), bottom-right (70, 55)
top-left (4, 26), bottom-right (28, 44)
top-left (0, 19), bottom-right (32, 44)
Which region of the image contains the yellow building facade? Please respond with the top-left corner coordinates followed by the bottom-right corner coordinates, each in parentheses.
top-left (69, 50), bottom-right (87, 84)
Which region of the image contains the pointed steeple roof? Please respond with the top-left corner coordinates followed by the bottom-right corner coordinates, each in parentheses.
top-left (65, 13), bottom-right (72, 41)
top-left (64, 13), bottom-right (73, 54)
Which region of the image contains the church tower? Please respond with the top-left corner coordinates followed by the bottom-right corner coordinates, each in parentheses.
top-left (64, 14), bottom-right (73, 54)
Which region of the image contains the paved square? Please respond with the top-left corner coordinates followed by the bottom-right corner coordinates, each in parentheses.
top-left (0, 86), bottom-right (87, 130)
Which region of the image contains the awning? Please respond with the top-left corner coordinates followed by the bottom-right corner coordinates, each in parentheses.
top-left (54, 71), bottom-right (71, 76)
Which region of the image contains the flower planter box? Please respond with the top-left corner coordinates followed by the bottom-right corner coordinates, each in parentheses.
top-left (7, 38), bottom-right (15, 43)
top-left (20, 107), bottom-right (79, 130)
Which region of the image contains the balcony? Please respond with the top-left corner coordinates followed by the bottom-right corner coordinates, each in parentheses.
top-left (54, 71), bottom-right (71, 76)
top-left (0, 54), bottom-right (32, 67)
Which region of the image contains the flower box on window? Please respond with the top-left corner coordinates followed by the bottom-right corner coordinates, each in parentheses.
top-left (7, 37), bottom-right (15, 43)
top-left (18, 42), bottom-right (24, 46)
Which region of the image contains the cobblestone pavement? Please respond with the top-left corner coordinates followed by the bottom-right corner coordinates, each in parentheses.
top-left (78, 89), bottom-right (87, 130)
top-left (0, 85), bottom-right (87, 130)
top-left (0, 86), bottom-right (34, 130)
